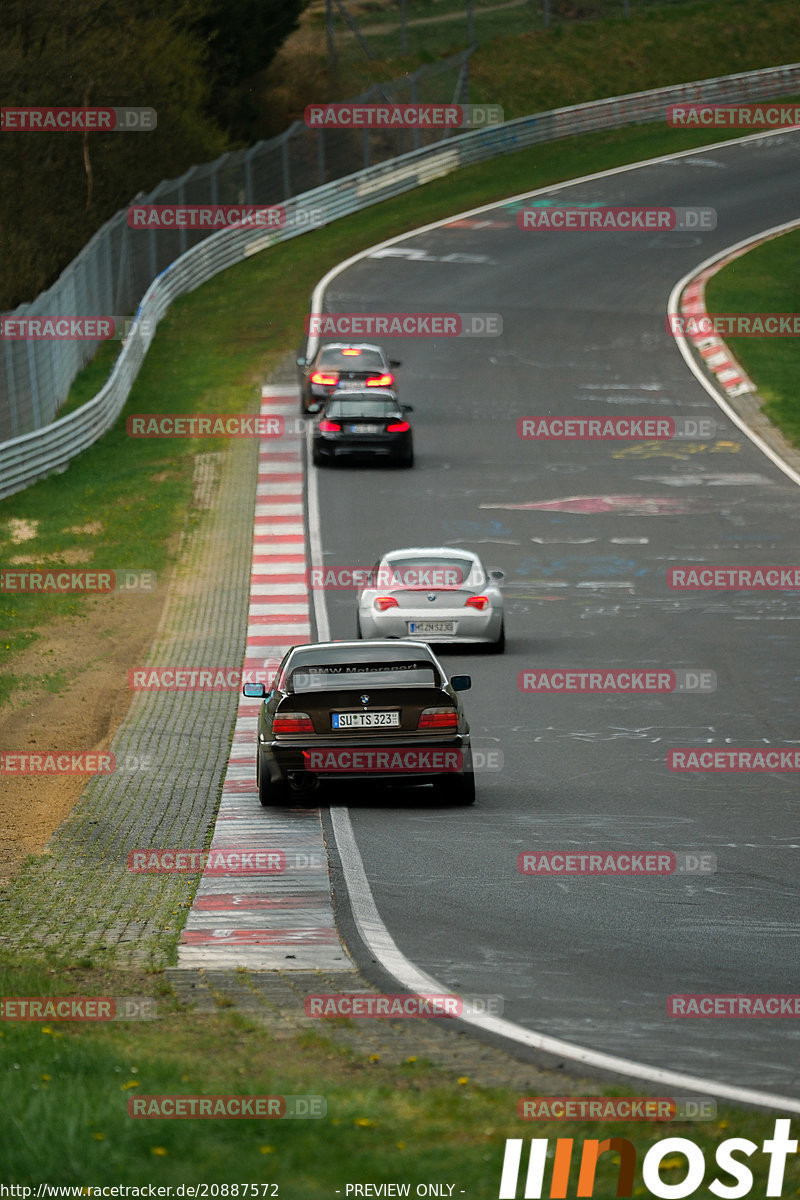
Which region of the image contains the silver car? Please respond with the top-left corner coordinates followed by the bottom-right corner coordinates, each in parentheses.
top-left (356, 547), bottom-right (505, 652)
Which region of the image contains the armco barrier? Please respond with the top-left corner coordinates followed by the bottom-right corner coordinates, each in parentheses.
top-left (1, 63), bottom-right (799, 500)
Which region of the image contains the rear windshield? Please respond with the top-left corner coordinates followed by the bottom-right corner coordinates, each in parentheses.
top-left (318, 347), bottom-right (385, 372)
top-left (327, 398), bottom-right (399, 419)
top-left (378, 555), bottom-right (477, 589)
top-left (289, 660), bottom-right (438, 692)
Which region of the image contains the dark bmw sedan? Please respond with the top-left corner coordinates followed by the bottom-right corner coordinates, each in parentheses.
top-left (242, 640), bottom-right (475, 805)
top-left (312, 390), bottom-right (414, 467)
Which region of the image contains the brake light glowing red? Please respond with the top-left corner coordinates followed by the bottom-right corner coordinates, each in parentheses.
top-left (318, 419), bottom-right (342, 432)
top-left (418, 708), bottom-right (458, 731)
top-left (365, 374), bottom-right (394, 387)
top-left (465, 595), bottom-right (489, 610)
top-left (273, 713), bottom-right (314, 734)
top-left (374, 596), bottom-right (398, 611)
top-left (386, 420), bottom-right (410, 433)
top-left (311, 371), bottom-right (339, 386)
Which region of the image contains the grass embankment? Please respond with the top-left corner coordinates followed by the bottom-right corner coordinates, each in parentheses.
top-left (2, 960), bottom-right (798, 1191)
top-left (295, 0), bottom-right (800, 117)
top-left (705, 228), bottom-right (800, 448)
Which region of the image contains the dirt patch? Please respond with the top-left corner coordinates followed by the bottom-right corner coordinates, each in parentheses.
top-left (0, 582), bottom-right (169, 887)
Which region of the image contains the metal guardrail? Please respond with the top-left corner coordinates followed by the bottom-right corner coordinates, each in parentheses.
top-left (2, 62), bottom-right (799, 500)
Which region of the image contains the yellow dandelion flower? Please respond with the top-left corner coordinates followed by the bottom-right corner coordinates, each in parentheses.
top-left (457, 1076), bottom-right (469, 1085)
top-left (660, 1157), bottom-right (687, 1170)
top-left (369, 1053), bottom-right (380, 1062)
top-left (259, 1146), bottom-right (275, 1155)
top-left (354, 1118), bottom-right (376, 1127)
top-left (121, 1080), bottom-right (140, 1090)
top-left (151, 1147), bottom-right (168, 1157)
top-left (40, 1074), bottom-right (51, 1082)
top-left (93, 1133), bottom-right (106, 1142)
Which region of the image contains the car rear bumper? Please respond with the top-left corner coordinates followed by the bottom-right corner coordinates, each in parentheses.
top-left (359, 607), bottom-right (503, 642)
top-left (262, 733), bottom-right (471, 784)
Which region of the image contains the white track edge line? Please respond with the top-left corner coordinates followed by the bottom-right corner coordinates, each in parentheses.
top-left (307, 140), bottom-right (800, 1114)
top-left (330, 806), bottom-right (800, 1114)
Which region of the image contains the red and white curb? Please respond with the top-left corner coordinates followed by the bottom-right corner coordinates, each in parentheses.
top-left (678, 272), bottom-right (756, 399)
top-left (178, 385), bottom-right (354, 970)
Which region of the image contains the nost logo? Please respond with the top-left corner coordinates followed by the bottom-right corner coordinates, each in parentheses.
top-left (498, 1119), bottom-right (797, 1198)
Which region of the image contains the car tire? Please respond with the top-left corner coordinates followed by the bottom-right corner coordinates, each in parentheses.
top-left (257, 748), bottom-right (287, 807)
top-left (401, 451), bottom-right (414, 468)
top-left (488, 622), bottom-right (505, 654)
top-left (312, 450), bottom-right (324, 466)
top-left (437, 770), bottom-right (476, 805)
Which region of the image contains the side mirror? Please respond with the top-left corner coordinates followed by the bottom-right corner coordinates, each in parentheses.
top-left (402, 404), bottom-right (414, 413)
top-left (389, 359), bottom-right (401, 368)
top-left (296, 356), bottom-right (307, 367)
top-left (307, 402), bottom-right (322, 414)
top-left (243, 682), bottom-right (266, 698)
top-left (488, 570), bottom-right (505, 583)
top-left (450, 675), bottom-right (471, 692)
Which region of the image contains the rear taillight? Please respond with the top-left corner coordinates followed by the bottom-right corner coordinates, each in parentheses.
top-left (365, 373), bottom-right (395, 387)
top-left (374, 596), bottom-right (398, 611)
top-left (318, 419), bottom-right (341, 432)
top-left (465, 595), bottom-right (489, 610)
top-left (386, 420), bottom-right (410, 433)
top-left (418, 707), bottom-right (458, 731)
top-left (273, 712), bottom-right (314, 734)
top-left (311, 371), bottom-right (339, 386)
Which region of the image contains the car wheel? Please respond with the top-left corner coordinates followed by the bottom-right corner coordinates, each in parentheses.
top-left (257, 747), bottom-right (287, 806)
top-left (312, 450), bottom-right (324, 466)
top-left (401, 451), bottom-right (414, 468)
top-left (437, 771), bottom-right (476, 805)
top-left (488, 621), bottom-right (505, 654)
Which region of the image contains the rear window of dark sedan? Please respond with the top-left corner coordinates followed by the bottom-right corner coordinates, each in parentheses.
top-left (288, 660), bottom-right (438, 692)
top-left (326, 398), bottom-right (400, 419)
top-left (317, 348), bottom-right (386, 372)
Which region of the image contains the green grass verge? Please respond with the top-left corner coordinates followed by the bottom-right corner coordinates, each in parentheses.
top-left (1, 960), bottom-right (798, 1190)
top-left (705, 227), bottom-right (800, 448)
top-left (330, 0), bottom-right (800, 118)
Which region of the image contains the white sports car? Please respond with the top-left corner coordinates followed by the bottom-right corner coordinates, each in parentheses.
top-left (356, 547), bottom-right (505, 652)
